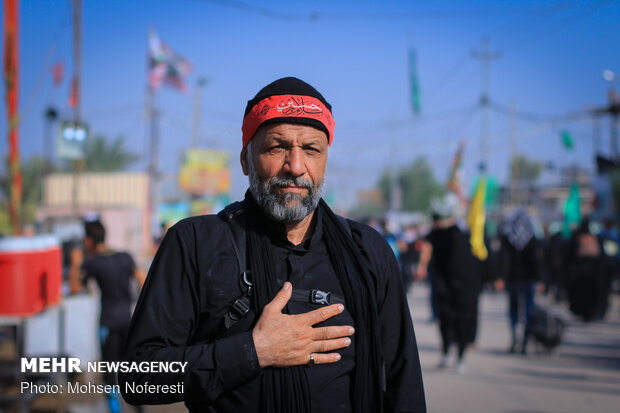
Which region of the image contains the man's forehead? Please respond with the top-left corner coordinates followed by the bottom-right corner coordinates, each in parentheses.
top-left (257, 123), bottom-right (328, 144)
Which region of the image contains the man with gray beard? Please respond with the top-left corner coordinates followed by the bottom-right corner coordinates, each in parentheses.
top-left (246, 138), bottom-right (323, 223)
top-left (120, 77), bottom-right (426, 413)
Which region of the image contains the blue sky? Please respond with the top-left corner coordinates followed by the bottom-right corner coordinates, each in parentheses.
top-left (2, 0), bottom-right (620, 209)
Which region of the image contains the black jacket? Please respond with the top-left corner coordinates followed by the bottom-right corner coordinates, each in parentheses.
top-left (499, 236), bottom-right (542, 284)
top-left (119, 202), bottom-right (426, 412)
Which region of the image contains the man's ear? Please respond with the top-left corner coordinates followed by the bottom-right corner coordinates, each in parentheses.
top-left (240, 147), bottom-right (249, 176)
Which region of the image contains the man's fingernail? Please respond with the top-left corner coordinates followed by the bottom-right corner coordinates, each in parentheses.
top-left (344, 338), bottom-right (351, 345)
top-left (283, 282), bottom-right (291, 290)
top-left (348, 327), bottom-right (355, 334)
top-left (338, 304), bottom-right (344, 311)
top-left (334, 354), bottom-right (341, 361)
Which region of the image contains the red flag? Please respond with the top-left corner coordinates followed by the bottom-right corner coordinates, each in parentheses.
top-left (68, 76), bottom-right (78, 108)
top-left (3, 0), bottom-right (21, 234)
top-left (51, 61), bottom-right (64, 86)
top-left (446, 140), bottom-right (466, 202)
top-left (148, 29), bottom-right (192, 92)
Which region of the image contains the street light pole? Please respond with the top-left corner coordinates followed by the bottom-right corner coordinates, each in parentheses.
top-left (471, 36), bottom-right (502, 173)
top-left (598, 70), bottom-right (620, 162)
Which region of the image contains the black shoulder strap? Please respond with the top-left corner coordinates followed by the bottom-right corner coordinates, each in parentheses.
top-left (218, 202), bottom-right (253, 329)
top-left (218, 201), bottom-right (247, 276)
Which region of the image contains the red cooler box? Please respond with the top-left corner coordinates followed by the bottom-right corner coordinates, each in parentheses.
top-left (0, 235), bottom-right (62, 316)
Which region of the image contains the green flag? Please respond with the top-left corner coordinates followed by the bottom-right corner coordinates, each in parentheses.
top-left (561, 130), bottom-right (574, 150)
top-left (485, 176), bottom-right (500, 208)
top-left (408, 48), bottom-right (422, 115)
top-left (562, 183), bottom-right (581, 238)
top-left (470, 176), bottom-right (500, 208)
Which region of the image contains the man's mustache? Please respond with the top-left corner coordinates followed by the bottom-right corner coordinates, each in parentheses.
top-left (268, 175), bottom-right (314, 190)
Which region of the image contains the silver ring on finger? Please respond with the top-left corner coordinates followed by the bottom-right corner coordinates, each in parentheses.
top-left (307, 353), bottom-right (315, 367)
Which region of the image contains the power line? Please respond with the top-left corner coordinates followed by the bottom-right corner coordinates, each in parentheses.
top-left (423, 53), bottom-right (475, 104)
top-left (189, 0), bottom-right (594, 22)
top-left (84, 104), bottom-right (143, 118)
top-left (422, 104), bottom-right (480, 122)
top-left (488, 100), bottom-right (591, 123)
top-left (21, 8), bottom-right (71, 126)
top-left (316, 3), bottom-right (586, 21)
top-left (188, 0), bottom-right (319, 22)
top-left (333, 104), bottom-right (480, 133)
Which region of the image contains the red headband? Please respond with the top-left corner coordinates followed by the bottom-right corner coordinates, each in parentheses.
top-left (242, 94), bottom-right (335, 148)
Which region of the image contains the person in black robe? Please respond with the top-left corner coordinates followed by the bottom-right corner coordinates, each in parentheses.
top-left (566, 218), bottom-right (614, 321)
top-left (418, 201), bottom-right (483, 373)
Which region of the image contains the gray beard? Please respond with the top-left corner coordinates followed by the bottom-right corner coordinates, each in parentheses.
top-left (248, 160), bottom-right (323, 223)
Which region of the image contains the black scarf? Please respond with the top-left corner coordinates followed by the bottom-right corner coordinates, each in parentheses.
top-left (245, 193), bottom-right (383, 413)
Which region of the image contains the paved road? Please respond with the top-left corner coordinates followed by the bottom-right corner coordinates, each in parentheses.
top-left (409, 283), bottom-right (620, 413)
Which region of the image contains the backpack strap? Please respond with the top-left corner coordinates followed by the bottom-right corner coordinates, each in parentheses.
top-left (218, 201), bottom-right (247, 277)
top-left (218, 202), bottom-right (254, 329)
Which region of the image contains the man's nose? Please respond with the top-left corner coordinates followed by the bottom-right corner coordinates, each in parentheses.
top-left (284, 148), bottom-right (305, 176)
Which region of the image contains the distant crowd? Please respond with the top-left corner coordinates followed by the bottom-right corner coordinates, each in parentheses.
top-left (361, 206), bottom-right (618, 371)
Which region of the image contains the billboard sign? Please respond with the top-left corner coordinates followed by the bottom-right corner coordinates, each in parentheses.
top-left (178, 149), bottom-right (230, 196)
top-left (57, 121), bottom-right (88, 160)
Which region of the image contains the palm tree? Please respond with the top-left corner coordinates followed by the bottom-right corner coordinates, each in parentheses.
top-left (0, 155), bottom-right (53, 233)
top-left (80, 135), bottom-right (139, 172)
top-left (0, 136), bottom-right (139, 233)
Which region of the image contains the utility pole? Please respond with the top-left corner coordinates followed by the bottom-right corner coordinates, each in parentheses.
top-left (471, 36), bottom-right (502, 173)
top-left (71, 0), bottom-right (83, 216)
top-left (593, 116), bottom-right (602, 154)
top-left (147, 89), bottom-right (160, 238)
top-left (191, 77), bottom-right (208, 148)
top-left (607, 87), bottom-right (619, 161)
top-left (40, 107), bottom-right (58, 205)
top-left (509, 101), bottom-right (519, 205)
top-left (71, 0), bottom-right (82, 123)
top-left (388, 120), bottom-right (401, 212)
top-left (593, 70), bottom-right (620, 161)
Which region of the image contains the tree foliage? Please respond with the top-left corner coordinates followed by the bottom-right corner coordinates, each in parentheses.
top-left (378, 157), bottom-right (444, 212)
top-left (0, 135), bottom-right (139, 233)
top-left (0, 156), bottom-right (53, 233)
top-left (510, 155), bottom-right (543, 182)
top-left (77, 135), bottom-right (139, 172)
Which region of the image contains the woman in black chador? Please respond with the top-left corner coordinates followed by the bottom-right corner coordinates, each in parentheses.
top-left (566, 218), bottom-right (614, 322)
top-left (419, 197), bottom-right (483, 373)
